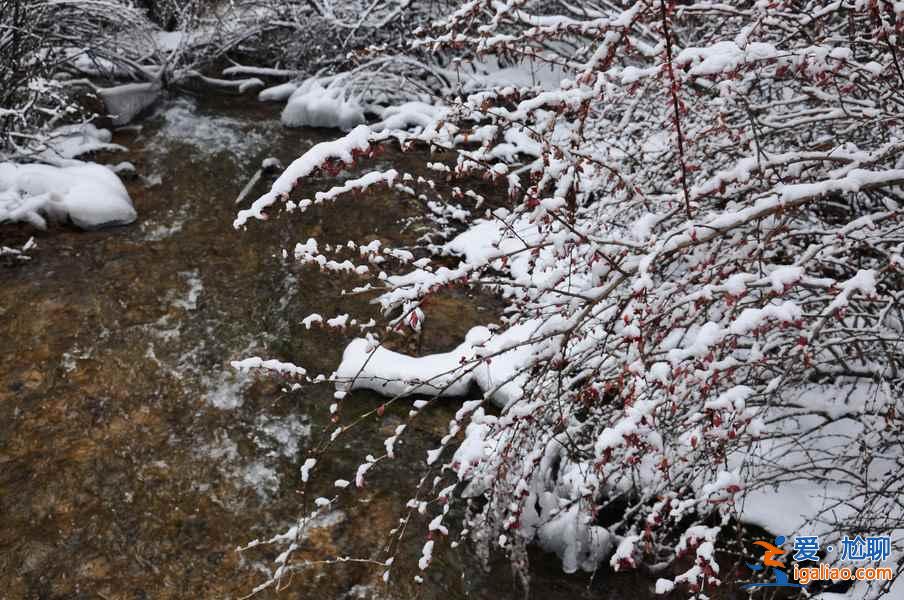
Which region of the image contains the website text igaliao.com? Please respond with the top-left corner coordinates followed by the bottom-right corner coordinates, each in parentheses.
top-left (793, 563), bottom-right (894, 584)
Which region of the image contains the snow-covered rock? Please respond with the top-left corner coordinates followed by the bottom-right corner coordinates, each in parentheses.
top-left (98, 82), bottom-right (162, 126)
top-left (334, 322), bottom-right (538, 408)
top-left (281, 80), bottom-right (365, 131)
top-left (259, 81), bottom-right (300, 102)
top-left (0, 162), bottom-right (137, 230)
top-left (39, 123), bottom-right (125, 161)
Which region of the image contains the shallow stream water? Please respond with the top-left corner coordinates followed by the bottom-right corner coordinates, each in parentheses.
top-left (0, 96), bottom-right (665, 599)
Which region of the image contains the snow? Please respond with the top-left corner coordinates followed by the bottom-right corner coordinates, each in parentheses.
top-left (0, 123), bottom-right (136, 230)
top-left (459, 57), bottom-right (568, 92)
top-left (0, 162), bottom-right (136, 230)
top-left (301, 458), bottom-right (316, 482)
top-left (99, 82), bottom-right (161, 126)
top-left (235, 125), bottom-right (373, 228)
top-left (154, 30), bottom-right (185, 52)
top-left (259, 82), bottom-right (300, 102)
top-left (232, 356), bottom-right (307, 377)
top-left (1, 237), bottom-right (35, 261)
top-left (442, 210), bottom-right (545, 283)
top-left (230, 1), bottom-right (904, 591)
top-left (827, 269), bottom-right (878, 313)
top-left (39, 123), bottom-right (125, 161)
top-left (373, 102), bottom-right (447, 132)
top-left (675, 41), bottom-right (778, 76)
top-left (655, 579), bottom-right (675, 594)
top-left (779, 169), bottom-right (904, 203)
top-left (537, 503), bottom-right (613, 573)
top-left (418, 540), bottom-right (434, 570)
top-left (335, 322), bottom-right (538, 408)
top-left (281, 80), bottom-right (365, 131)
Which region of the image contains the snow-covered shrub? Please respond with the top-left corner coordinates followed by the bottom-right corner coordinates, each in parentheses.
top-left (244, 0), bottom-right (458, 129)
top-left (1, 0), bottom-right (278, 147)
top-left (0, 0), bottom-right (83, 158)
top-left (238, 0), bottom-right (444, 73)
top-left (236, 2), bottom-right (904, 597)
top-left (275, 57), bottom-right (454, 129)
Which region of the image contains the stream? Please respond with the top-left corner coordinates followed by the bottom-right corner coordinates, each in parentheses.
top-left (0, 95), bottom-right (660, 599)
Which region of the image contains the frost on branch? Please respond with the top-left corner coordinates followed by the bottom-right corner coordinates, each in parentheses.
top-left (236, 1), bottom-right (904, 597)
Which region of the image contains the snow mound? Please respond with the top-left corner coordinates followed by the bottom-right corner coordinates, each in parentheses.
top-left (39, 123), bottom-right (126, 161)
top-left (259, 81), bottom-right (299, 102)
top-left (0, 162), bottom-right (137, 230)
top-left (281, 80), bottom-right (365, 131)
top-left (99, 82), bottom-right (161, 126)
top-left (335, 322), bottom-right (538, 408)
top-left (373, 102), bottom-right (447, 132)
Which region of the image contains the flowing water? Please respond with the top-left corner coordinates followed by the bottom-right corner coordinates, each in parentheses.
top-left (0, 96), bottom-right (663, 599)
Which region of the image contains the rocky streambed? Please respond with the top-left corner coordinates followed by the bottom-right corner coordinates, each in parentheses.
top-left (0, 95), bottom-right (665, 600)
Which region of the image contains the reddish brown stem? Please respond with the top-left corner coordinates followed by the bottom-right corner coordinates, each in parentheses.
top-left (660, 0), bottom-right (692, 220)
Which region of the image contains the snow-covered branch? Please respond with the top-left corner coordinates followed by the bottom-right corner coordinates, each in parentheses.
top-left (236, 1), bottom-right (904, 597)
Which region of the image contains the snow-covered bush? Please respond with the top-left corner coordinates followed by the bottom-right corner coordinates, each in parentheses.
top-left (1, 0), bottom-right (276, 150)
top-left (242, 0), bottom-right (460, 130)
top-left (0, 0), bottom-right (269, 230)
top-left (236, 1), bottom-right (904, 597)
top-left (236, 0), bottom-right (444, 72)
top-left (0, 0), bottom-right (82, 158)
